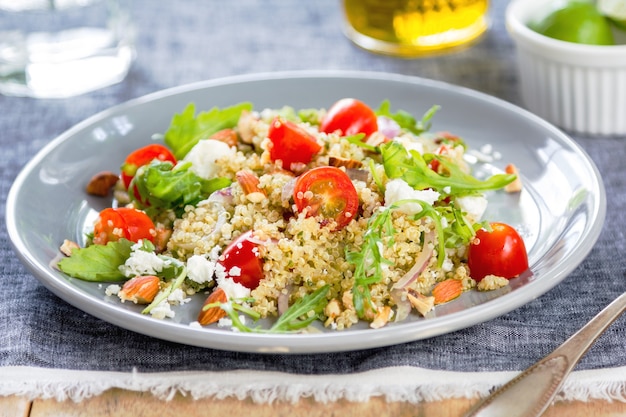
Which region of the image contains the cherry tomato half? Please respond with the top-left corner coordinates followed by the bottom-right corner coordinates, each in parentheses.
top-left (467, 222), bottom-right (529, 281)
top-left (93, 207), bottom-right (156, 245)
top-left (267, 117), bottom-right (322, 171)
top-left (120, 144), bottom-right (177, 189)
top-left (319, 98), bottom-right (378, 137)
top-left (218, 230), bottom-right (265, 290)
top-left (293, 166), bottom-right (359, 230)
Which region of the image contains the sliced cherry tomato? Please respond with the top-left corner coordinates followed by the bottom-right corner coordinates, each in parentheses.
top-left (92, 207), bottom-right (156, 245)
top-left (267, 117), bottom-right (322, 171)
top-left (293, 166), bottom-right (359, 230)
top-left (120, 144), bottom-right (177, 189)
top-left (319, 98), bottom-right (378, 137)
top-left (219, 230), bottom-right (264, 290)
top-left (467, 222), bottom-right (529, 281)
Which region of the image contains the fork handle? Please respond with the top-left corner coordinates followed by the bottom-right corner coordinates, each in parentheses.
top-left (464, 291), bottom-right (626, 417)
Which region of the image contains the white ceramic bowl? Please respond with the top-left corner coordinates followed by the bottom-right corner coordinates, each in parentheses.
top-left (506, 0), bottom-right (626, 136)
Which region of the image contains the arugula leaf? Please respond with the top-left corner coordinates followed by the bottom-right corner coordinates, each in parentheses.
top-left (347, 197), bottom-right (480, 318)
top-left (57, 239), bottom-right (134, 282)
top-left (376, 100), bottom-right (440, 135)
top-left (343, 133), bottom-right (380, 153)
top-left (297, 108), bottom-right (322, 125)
top-left (206, 286), bottom-right (330, 333)
top-left (164, 102), bottom-right (253, 159)
top-left (131, 160), bottom-right (231, 215)
top-left (269, 285), bottom-right (330, 332)
top-left (438, 204), bottom-right (480, 248)
top-left (346, 206), bottom-right (396, 318)
top-left (381, 141), bottom-right (516, 195)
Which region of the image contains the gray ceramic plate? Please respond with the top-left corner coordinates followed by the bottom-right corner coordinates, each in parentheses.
top-left (6, 71), bottom-right (606, 353)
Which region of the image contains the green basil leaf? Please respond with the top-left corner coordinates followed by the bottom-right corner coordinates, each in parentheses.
top-left (164, 102), bottom-right (253, 159)
top-left (57, 239), bottom-right (134, 282)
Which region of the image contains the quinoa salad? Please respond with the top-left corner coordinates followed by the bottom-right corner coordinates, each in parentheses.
top-left (57, 98), bottom-right (528, 333)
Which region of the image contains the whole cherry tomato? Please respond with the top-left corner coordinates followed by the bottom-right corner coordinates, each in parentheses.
top-left (120, 144), bottom-right (177, 189)
top-left (293, 166), bottom-right (359, 230)
top-left (467, 222), bottom-right (529, 281)
top-left (267, 117), bottom-right (322, 171)
top-left (319, 98), bottom-right (378, 137)
top-left (219, 230), bottom-right (265, 290)
top-left (92, 207), bottom-right (156, 245)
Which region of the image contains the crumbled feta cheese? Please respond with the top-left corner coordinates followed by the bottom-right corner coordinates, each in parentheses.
top-left (183, 139), bottom-right (235, 179)
top-left (149, 299), bottom-right (175, 319)
top-left (228, 266), bottom-right (242, 277)
top-left (441, 257), bottom-right (454, 273)
top-left (186, 255), bottom-right (216, 284)
top-left (384, 178), bottom-right (440, 214)
top-left (119, 246), bottom-right (166, 277)
top-left (208, 245), bottom-right (221, 262)
top-left (214, 262), bottom-right (228, 281)
top-left (167, 288), bottom-right (190, 305)
top-left (466, 149), bottom-right (493, 163)
top-left (217, 317), bottom-right (233, 328)
top-left (188, 321), bottom-right (203, 329)
top-left (217, 315), bottom-right (246, 331)
top-left (465, 144), bottom-right (502, 164)
top-left (105, 284), bottom-right (121, 296)
top-left (456, 195), bottom-right (488, 223)
top-left (396, 136), bottom-right (424, 154)
top-left (217, 274), bottom-right (251, 300)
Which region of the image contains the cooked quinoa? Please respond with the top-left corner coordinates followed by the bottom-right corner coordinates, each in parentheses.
top-left (61, 100), bottom-right (521, 332)
top-left (165, 107), bottom-right (490, 330)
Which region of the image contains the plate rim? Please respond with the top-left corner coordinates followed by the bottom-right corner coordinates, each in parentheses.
top-left (6, 70), bottom-right (607, 353)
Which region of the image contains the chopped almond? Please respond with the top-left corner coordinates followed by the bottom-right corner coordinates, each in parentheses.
top-left (504, 163), bottom-right (523, 193)
top-left (324, 298), bottom-right (341, 319)
top-left (153, 227), bottom-right (172, 254)
top-left (406, 289), bottom-right (435, 316)
top-left (365, 131), bottom-right (388, 148)
top-left (59, 239), bottom-right (80, 257)
top-left (198, 288), bottom-right (228, 325)
top-left (328, 156), bottom-right (363, 169)
top-left (210, 128), bottom-right (238, 148)
top-left (86, 171), bottom-right (119, 197)
top-left (432, 279), bottom-right (463, 305)
top-left (119, 276), bottom-right (161, 304)
top-left (236, 169), bottom-right (267, 203)
top-left (237, 110), bottom-right (258, 144)
top-left (370, 306), bottom-right (393, 329)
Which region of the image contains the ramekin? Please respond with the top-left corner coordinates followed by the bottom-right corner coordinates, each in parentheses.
top-left (506, 0), bottom-right (626, 136)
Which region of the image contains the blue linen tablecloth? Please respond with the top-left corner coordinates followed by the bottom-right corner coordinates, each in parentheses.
top-left (1, 0), bottom-right (625, 402)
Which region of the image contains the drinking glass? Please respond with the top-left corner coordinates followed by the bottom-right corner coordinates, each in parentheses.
top-left (0, 0), bottom-right (134, 98)
top-left (341, 0), bottom-right (490, 57)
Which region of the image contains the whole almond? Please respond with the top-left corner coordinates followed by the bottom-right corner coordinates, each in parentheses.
top-left (119, 275), bottom-right (161, 304)
top-left (198, 288), bottom-right (228, 325)
top-left (86, 171), bottom-right (119, 197)
top-left (432, 279), bottom-right (463, 305)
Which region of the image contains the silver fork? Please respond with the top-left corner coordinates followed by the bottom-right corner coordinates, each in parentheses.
top-left (464, 291), bottom-right (626, 417)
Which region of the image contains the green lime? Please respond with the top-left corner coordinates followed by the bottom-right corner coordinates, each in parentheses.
top-left (597, 0), bottom-right (626, 30)
top-left (530, 0), bottom-right (615, 45)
